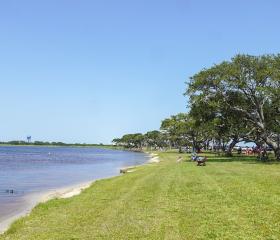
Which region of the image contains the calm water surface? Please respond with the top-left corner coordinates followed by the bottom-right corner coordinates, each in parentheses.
top-left (0, 146), bottom-right (149, 223)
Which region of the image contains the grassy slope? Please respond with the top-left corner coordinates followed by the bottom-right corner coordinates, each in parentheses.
top-left (1, 152), bottom-right (280, 240)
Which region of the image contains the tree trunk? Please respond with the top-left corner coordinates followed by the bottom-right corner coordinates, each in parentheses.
top-left (263, 136), bottom-right (280, 161)
top-left (274, 148), bottom-right (280, 161)
top-left (222, 141), bottom-right (226, 152)
top-left (178, 146), bottom-right (183, 153)
top-left (192, 137), bottom-right (196, 153)
top-left (226, 138), bottom-right (238, 156)
top-left (206, 140), bottom-right (210, 151)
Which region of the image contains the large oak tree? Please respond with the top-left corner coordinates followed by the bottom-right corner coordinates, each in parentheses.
top-left (187, 54), bottom-right (280, 159)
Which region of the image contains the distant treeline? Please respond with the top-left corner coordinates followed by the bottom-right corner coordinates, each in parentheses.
top-left (0, 141), bottom-right (113, 148)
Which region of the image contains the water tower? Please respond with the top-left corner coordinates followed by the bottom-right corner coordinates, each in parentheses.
top-left (27, 136), bottom-right (32, 143)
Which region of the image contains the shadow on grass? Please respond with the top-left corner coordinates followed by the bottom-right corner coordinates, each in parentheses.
top-left (193, 154), bottom-right (280, 165)
top-left (161, 150), bottom-right (280, 165)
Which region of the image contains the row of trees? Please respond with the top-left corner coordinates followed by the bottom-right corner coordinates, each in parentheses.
top-left (0, 141), bottom-right (106, 147)
top-left (112, 113), bottom-right (209, 153)
top-left (112, 131), bottom-right (167, 150)
top-left (113, 54), bottom-right (280, 159)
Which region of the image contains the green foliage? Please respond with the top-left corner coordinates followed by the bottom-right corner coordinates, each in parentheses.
top-left (145, 130), bottom-right (166, 149)
top-left (160, 113), bottom-right (205, 151)
top-left (187, 54), bottom-right (280, 158)
top-left (113, 54), bottom-right (280, 158)
top-left (113, 133), bottom-right (144, 149)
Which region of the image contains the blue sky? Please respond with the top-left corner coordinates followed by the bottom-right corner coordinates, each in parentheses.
top-left (1, 0), bottom-right (280, 144)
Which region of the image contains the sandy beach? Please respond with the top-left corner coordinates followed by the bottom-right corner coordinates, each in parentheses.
top-left (147, 153), bottom-right (160, 163)
top-left (0, 181), bottom-right (93, 234)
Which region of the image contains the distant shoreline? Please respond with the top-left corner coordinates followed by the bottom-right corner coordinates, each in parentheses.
top-left (0, 143), bottom-right (122, 150)
top-left (0, 144), bottom-right (150, 153)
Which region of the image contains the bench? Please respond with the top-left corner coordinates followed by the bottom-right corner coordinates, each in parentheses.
top-left (196, 157), bottom-right (207, 166)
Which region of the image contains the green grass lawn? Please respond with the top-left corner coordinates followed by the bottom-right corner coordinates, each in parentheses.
top-left (1, 152), bottom-right (280, 239)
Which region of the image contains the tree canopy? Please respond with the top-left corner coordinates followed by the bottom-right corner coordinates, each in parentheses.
top-left (187, 54), bottom-right (280, 159)
top-left (113, 54), bottom-right (280, 160)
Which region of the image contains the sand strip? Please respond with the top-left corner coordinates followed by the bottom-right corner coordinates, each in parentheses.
top-left (0, 181), bottom-right (93, 234)
top-left (147, 153), bottom-right (160, 163)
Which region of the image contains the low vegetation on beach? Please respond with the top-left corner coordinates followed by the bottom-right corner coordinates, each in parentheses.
top-left (1, 151), bottom-right (280, 239)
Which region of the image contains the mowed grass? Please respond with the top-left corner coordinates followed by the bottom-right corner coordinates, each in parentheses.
top-left (1, 152), bottom-right (280, 240)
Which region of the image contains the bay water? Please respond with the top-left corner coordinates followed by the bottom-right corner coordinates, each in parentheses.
top-left (0, 146), bottom-right (149, 227)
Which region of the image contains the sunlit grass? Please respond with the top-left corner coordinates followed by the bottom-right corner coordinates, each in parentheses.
top-left (1, 152), bottom-right (280, 239)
